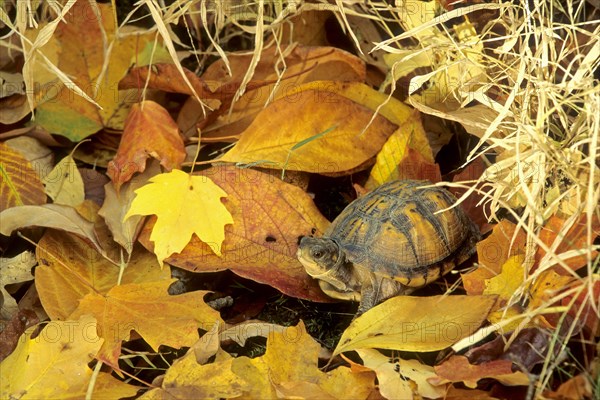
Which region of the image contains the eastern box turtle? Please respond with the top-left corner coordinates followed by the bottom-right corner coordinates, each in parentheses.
top-left (298, 180), bottom-right (480, 314)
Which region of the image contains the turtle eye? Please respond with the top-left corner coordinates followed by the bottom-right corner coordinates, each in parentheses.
top-left (311, 248), bottom-right (325, 259)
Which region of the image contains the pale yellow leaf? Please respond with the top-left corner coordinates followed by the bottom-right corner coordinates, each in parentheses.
top-left (0, 251), bottom-right (35, 319)
top-left (334, 295), bottom-right (497, 355)
top-left (42, 155), bottom-right (85, 206)
top-left (357, 348), bottom-right (446, 399)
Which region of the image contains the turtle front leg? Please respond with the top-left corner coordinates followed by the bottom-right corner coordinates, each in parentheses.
top-left (356, 274), bottom-right (407, 316)
top-left (356, 273), bottom-right (386, 316)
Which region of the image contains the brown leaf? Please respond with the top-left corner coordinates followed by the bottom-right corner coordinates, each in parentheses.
top-left (202, 45), bottom-right (366, 98)
top-left (463, 327), bottom-right (569, 371)
top-left (450, 157), bottom-right (492, 233)
top-left (543, 374), bottom-right (594, 400)
top-left (559, 280), bottom-right (600, 334)
top-left (98, 162), bottom-right (161, 254)
top-left (138, 166), bottom-right (331, 301)
top-left (107, 101), bottom-right (186, 191)
top-left (0, 142), bottom-right (46, 210)
top-left (0, 309), bottom-right (39, 362)
top-left (462, 220), bottom-right (527, 295)
top-left (432, 355), bottom-right (529, 388)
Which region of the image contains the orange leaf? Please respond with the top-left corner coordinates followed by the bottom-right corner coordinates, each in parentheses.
top-left (0, 142), bottom-right (46, 209)
top-left (432, 355), bottom-right (529, 388)
top-left (535, 214), bottom-right (600, 273)
top-left (220, 81), bottom-right (417, 174)
top-left (462, 220), bottom-right (527, 295)
top-left (107, 101), bottom-right (185, 191)
top-left (137, 166), bottom-right (331, 301)
top-left (69, 280), bottom-right (222, 369)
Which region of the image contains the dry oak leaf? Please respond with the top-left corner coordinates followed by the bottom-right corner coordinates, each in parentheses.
top-left (138, 166), bottom-right (331, 302)
top-left (431, 355), bottom-right (529, 389)
top-left (0, 142), bottom-right (46, 210)
top-left (229, 321), bottom-right (376, 399)
top-left (334, 295), bottom-right (497, 356)
top-left (357, 348), bottom-right (446, 399)
top-left (32, 1), bottom-right (156, 140)
top-left (219, 80), bottom-right (422, 174)
top-left (68, 280), bottom-right (222, 369)
top-left (108, 101), bottom-right (186, 191)
top-left (0, 315), bottom-right (138, 400)
top-left (42, 154), bottom-right (85, 206)
top-left (124, 169), bottom-right (233, 265)
top-left (462, 220), bottom-right (527, 295)
top-left (35, 229), bottom-right (170, 320)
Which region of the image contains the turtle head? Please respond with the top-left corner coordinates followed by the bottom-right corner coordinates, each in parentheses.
top-left (297, 236), bottom-right (343, 277)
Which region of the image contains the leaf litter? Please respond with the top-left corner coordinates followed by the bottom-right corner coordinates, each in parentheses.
top-left (0, 1), bottom-right (598, 399)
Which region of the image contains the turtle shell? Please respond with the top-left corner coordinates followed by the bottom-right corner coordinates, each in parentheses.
top-left (325, 180), bottom-right (477, 287)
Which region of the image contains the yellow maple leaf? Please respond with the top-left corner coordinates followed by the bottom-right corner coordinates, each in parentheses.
top-left (124, 170), bottom-right (233, 264)
top-left (69, 280), bottom-right (222, 369)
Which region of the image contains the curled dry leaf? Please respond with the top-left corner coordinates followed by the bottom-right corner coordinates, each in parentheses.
top-left (138, 166), bottom-right (331, 301)
top-left (220, 81), bottom-right (427, 174)
top-left (0, 142), bottom-right (46, 210)
top-left (0, 203), bottom-right (104, 257)
top-left (99, 161), bottom-right (161, 254)
top-left (108, 101), bottom-right (186, 191)
top-left (334, 295), bottom-right (497, 356)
